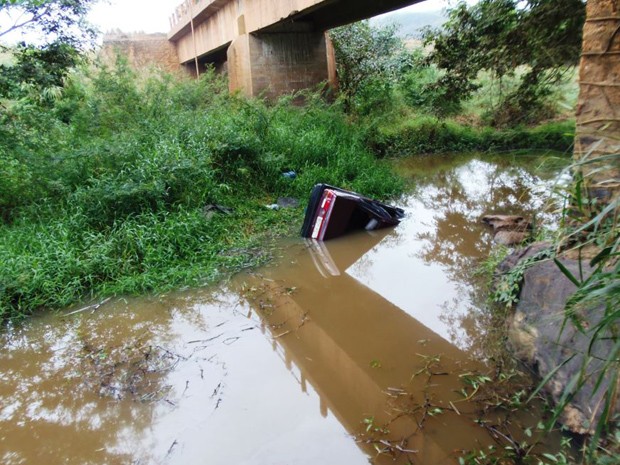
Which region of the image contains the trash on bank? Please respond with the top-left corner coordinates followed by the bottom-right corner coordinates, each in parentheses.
top-left (277, 197), bottom-right (299, 209)
top-left (265, 197), bottom-right (300, 211)
top-left (300, 184), bottom-right (405, 241)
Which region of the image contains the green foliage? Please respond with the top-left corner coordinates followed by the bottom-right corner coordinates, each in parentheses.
top-left (0, 41), bottom-right (82, 100)
top-left (0, 0), bottom-right (97, 101)
top-left (0, 61), bottom-right (403, 319)
top-left (423, 0), bottom-right (585, 125)
top-left (368, 117), bottom-right (575, 157)
top-left (399, 56), bottom-right (461, 117)
top-left (492, 248), bottom-right (554, 307)
top-left (329, 21), bottom-right (408, 112)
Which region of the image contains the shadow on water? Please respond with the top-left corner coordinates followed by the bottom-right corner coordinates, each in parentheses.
top-left (0, 153), bottom-right (570, 464)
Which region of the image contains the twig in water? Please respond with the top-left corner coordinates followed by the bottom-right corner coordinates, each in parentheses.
top-left (167, 440), bottom-right (178, 456)
top-left (274, 330), bottom-right (292, 339)
top-left (188, 333), bottom-right (224, 344)
top-left (65, 297), bottom-right (112, 316)
top-left (449, 401), bottom-right (461, 415)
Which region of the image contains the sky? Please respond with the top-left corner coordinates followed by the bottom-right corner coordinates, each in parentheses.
top-left (0, 0), bottom-right (474, 44)
top-left (88, 0), bottom-right (181, 34)
top-left (87, 0), bottom-right (467, 35)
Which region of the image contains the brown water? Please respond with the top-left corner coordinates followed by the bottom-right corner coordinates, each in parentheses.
top-left (0, 153), bottom-right (569, 465)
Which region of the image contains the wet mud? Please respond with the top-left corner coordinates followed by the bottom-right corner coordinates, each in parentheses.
top-left (0, 153), bottom-right (568, 464)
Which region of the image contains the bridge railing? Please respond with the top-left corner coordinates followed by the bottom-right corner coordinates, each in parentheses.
top-left (169, 0), bottom-right (230, 38)
top-left (169, 0), bottom-right (211, 29)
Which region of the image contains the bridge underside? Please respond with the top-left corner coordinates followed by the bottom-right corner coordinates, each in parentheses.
top-left (170, 0), bottom-right (424, 97)
top-left (260, 0), bottom-right (424, 33)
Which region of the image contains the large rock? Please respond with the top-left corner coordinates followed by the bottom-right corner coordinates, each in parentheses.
top-left (482, 214), bottom-right (532, 246)
top-left (499, 243), bottom-right (617, 434)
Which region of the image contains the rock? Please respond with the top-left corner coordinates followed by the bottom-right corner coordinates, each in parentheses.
top-left (493, 230), bottom-right (529, 246)
top-left (482, 214), bottom-right (533, 246)
top-left (500, 243), bottom-right (618, 435)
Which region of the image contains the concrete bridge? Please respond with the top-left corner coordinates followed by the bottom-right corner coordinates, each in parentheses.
top-left (162, 0), bottom-right (619, 204)
top-left (167, 0), bottom-right (423, 98)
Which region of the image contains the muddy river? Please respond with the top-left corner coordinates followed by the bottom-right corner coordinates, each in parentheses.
top-left (0, 153), bottom-right (569, 465)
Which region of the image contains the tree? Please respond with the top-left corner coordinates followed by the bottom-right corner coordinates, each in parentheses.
top-left (423, 0), bottom-right (586, 125)
top-left (0, 0), bottom-right (98, 99)
top-left (573, 0), bottom-right (620, 207)
top-left (329, 21), bottom-right (408, 113)
top-left (1, 0), bottom-right (96, 46)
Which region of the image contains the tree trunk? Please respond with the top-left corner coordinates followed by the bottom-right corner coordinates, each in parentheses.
top-left (574, 0), bottom-right (620, 206)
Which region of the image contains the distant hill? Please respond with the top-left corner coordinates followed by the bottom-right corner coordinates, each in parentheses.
top-left (370, 10), bottom-right (446, 38)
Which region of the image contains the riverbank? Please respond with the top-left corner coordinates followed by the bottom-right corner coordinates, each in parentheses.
top-left (368, 118), bottom-right (575, 157)
top-left (0, 65), bottom-right (403, 320)
top-left (0, 64), bottom-right (576, 321)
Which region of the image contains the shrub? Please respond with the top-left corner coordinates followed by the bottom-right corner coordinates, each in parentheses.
top-left (0, 61), bottom-right (404, 319)
top-left (369, 118), bottom-right (575, 157)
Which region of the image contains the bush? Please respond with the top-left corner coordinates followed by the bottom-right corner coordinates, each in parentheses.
top-left (368, 117), bottom-right (575, 157)
top-left (0, 61), bottom-right (404, 319)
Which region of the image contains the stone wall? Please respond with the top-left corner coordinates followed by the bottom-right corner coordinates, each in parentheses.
top-left (101, 33), bottom-right (183, 74)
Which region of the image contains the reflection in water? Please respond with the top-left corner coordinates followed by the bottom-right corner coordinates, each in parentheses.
top-left (349, 154), bottom-right (567, 353)
top-left (0, 154), bottom-right (568, 465)
top-left (1, 292), bottom-right (367, 465)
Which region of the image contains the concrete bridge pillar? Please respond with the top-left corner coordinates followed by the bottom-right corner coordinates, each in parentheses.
top-left (574, 0), bottom-right (620, 204)
top-left (227, 31), bottom-right (335, 99)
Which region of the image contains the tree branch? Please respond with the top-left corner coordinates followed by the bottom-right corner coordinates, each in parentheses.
top-left (0, 6), bottom-right (50, 39)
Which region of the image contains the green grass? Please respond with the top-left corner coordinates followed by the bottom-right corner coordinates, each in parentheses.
top-left (0, 61), bottom-right (403, 320)
top-left (368, 116), bottom-right (575, 157)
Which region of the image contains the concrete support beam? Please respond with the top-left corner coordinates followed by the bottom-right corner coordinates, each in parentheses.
top-left (227, 31), bottom-right (333, 98)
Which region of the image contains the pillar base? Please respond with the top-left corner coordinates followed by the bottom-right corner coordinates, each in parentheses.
top-left (227, 31), bottom-right (334, 99)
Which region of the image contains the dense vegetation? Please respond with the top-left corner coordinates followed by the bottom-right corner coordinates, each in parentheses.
top-left (423, 0), bottom-right (585, 125)
top-left (0, 60), bottom-right (403, 319)
top-left (329, 18), bottom-right (578, 158)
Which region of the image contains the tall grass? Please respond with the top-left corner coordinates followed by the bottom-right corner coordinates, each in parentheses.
top-left (0, 59), bottom-right (402, 320)
top-left (367, 116), bottom-right (575, 157)
top-left (548, 154), bottom-right (619, 460)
